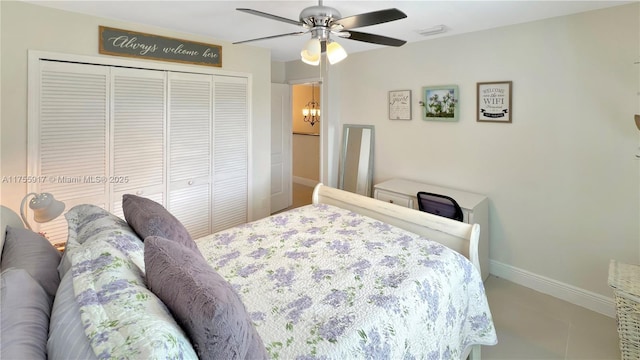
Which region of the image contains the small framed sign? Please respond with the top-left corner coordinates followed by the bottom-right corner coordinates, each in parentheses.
top-left (477, 81), bottom-right (512, 123)
top-left (388, 90), bottom-right (412, 120)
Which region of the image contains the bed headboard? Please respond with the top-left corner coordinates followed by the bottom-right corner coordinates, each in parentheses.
top-left (1, 206), bottom-right (25, 254)
top-left (312, 184), bottom-right (481, 273)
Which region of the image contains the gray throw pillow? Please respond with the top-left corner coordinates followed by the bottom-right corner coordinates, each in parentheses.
top-left (1, 268), bottom-right (50, 360)
top-left (144, 236), bottom-right (267, 360)
top-left (1, 225), bottom-right (61, 299)
top-left (122, 194), bottom-right (201, 255)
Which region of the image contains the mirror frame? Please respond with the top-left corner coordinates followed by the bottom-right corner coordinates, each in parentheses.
top-left (338, 124), bottom-right (375, 197)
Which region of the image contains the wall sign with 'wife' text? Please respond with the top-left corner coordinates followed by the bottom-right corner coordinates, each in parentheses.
top-left (99, 26), bottom-right (222, 67)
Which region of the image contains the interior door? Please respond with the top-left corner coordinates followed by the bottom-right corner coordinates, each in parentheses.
top-left (270, 83), bottom-right (292, 213)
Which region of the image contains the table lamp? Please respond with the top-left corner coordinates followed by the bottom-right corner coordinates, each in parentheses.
top-left (20, 192), bottom-right (65, 230)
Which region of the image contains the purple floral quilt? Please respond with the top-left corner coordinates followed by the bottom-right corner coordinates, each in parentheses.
top-left (195, 204), bottom-right (497, 359)
top-left (64, 204), bottom-right (197, 359)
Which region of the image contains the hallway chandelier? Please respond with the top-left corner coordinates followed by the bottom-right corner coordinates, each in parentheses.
top-left (302, 84), bottom-right (320, 126)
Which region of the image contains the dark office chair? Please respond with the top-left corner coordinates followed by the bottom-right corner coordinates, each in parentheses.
top-left (416, 192), bottom-right (464, 222)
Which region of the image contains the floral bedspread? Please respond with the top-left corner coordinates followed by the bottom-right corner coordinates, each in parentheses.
top-left (195, 204), bottom-right (497, 359)
top-left (64, 205), bottom-right (197, 359)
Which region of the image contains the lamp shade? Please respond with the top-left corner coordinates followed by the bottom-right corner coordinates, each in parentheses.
top-left (20, 192), bottom-right (65, 230)
top-left (301, 38), bottom-right (321, 66)
top-left (326, 41), bottom-right (347, 65)
top-left (30, 193), bottom-right (65, 223)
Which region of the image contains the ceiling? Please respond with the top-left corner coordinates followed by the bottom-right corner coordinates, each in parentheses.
top-left (28, 1), bottom-right (631, 62)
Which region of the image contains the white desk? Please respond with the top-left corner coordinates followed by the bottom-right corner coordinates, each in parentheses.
top-left (374, 179), bottom-right (490, 281)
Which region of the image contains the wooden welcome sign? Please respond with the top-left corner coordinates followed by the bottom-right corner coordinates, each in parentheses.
top-left (99, 26), bottom-right (222, 67)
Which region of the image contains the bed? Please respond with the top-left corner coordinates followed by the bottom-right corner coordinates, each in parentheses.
top-left (0, 184), bottom-right (497, 359)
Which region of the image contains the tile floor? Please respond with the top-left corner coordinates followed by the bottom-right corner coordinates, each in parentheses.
top-left (285, 183), bottom-right (623, 360)
top-left (483, 275), bottom-right (620, 360)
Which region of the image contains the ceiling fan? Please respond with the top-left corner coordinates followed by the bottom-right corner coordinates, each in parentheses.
top-left (233, 0), bottom-right (407, 65)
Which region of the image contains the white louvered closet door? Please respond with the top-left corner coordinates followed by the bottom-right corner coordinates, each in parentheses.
top-left (31, 59), bottom-right (251, 244)
top-left (110, 68), bottom-right (166, 218)
top-left (167, 72), bottom-right (212, 238)
top-left (212, 76), bottom-right (249, 232)
top-left (32, 61), bottom-right (110, 244)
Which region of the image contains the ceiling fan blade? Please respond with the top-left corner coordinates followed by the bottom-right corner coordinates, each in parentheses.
top-left (336, 8), bottom-right (407, 30)
top-left (233, 31), bottom-right (306, 45)
top-left (343, 30), bottom-right (407, 47)
top-left (236, 8), bottom-right (303, 27)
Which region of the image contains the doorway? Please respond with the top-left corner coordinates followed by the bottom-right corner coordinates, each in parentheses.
top-left (291, 82), bottom-right (321, 208)
top-left (270, 80), bottom-right (323, 214)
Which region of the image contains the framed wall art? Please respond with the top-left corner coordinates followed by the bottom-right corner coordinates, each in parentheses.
top-left (477, 81), bottom-right (512, 123)
top-left (388, 90), bottom-right (412, 120)
top-left (419, 85), bottom-right (459, 122)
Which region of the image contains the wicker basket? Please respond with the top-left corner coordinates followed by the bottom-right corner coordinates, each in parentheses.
top-left (608, 260), bottom-right (640, 360)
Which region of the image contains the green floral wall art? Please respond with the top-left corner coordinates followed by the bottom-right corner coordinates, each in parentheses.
top-left (420, 85), bottom-right (459, 122)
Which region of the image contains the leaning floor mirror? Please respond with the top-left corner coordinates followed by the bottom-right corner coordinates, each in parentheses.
top-left (338, 124), bottom-right (375, 197)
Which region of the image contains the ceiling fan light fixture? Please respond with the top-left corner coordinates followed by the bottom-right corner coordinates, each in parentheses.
top-left (326, 40), bottom-right (347, 65)
top-left (236, 3), bottom-right (406, 64)
top-left (303, 37), bottom-right (321, 55)
top-left (301, 50), bottom-right (321, 65)
top-left (301, 37), bottom-right (321, 65)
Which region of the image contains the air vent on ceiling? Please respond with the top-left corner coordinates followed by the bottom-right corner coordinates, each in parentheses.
top-left (417, 25), bottom-right (447, 37)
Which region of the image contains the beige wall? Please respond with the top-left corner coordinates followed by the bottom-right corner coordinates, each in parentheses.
top-left (292, 134), bottom-right (320, 182)
top-left (0, 1), bottom-right (272, 220)
top-left (271, 61), bottom-right (286, 84)
top-left (285, 3), bottom-right (639, 301)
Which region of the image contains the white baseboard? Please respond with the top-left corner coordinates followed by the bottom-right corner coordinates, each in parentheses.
top-left (489, 260), bottom-right (616, 318)
top-left (292, 176), bottom-right (319, 188)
